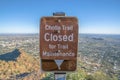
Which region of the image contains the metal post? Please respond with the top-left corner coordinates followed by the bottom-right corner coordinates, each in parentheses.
top-left (54, 73), bottom-right (66, 80)
top-left (53, 12), bottom-right (65, 16)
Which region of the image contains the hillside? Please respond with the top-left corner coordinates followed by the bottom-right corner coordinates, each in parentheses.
top-left (78, 34), bottom-right (120, 80)
top-left (0, 48), bottom-right (45, 79)
top-left (0, 49), bottom-right (117, 80)
top-left (0, 34), bottom-right (119, 80)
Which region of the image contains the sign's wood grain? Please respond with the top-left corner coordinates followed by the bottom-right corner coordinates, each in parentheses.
top-left (40, 16), bottom-right (78, 71)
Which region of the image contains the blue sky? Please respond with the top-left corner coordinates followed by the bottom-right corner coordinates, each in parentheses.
top-left (0, 0), bottom-right (120, 34)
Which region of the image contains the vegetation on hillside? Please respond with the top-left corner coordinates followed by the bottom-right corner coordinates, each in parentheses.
top-left (0, 34), bottom-right (119, 79)
top-left (0, 49), bottom-right (45, 79)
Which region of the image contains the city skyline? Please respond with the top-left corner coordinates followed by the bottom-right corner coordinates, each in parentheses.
top-left (0, 0), bottom-right (120, 34)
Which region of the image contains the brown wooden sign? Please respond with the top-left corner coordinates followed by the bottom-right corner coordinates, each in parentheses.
top-left (40, 16), bottom-right (78, 71)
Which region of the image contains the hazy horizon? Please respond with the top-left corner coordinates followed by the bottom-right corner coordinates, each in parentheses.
top-left (0, 32), bottom-right (120, 35)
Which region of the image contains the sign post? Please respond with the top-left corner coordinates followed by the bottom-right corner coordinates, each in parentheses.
top-left (40, 13), bottom-right (78, 79)
top-left (54, 73), bottom-right (66, 80)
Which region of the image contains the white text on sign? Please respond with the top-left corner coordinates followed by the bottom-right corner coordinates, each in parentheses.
top-left (45, 25), bottom-right (73, 31)
top-left (44, 24), bottom-right (74, 42)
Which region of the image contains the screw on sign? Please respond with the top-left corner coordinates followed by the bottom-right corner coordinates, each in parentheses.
top-left (40, 14), bottom-right (78, 71)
